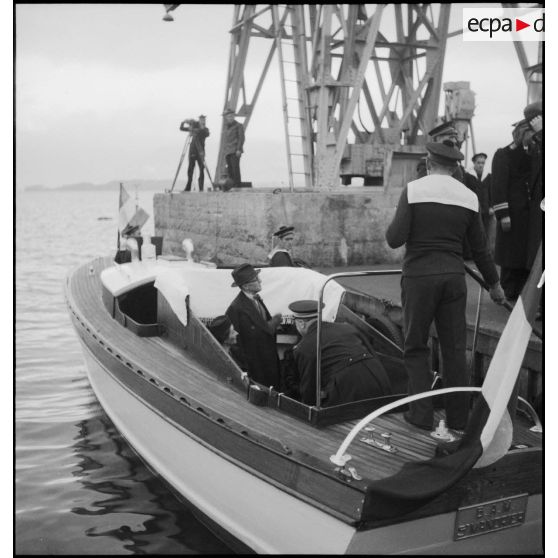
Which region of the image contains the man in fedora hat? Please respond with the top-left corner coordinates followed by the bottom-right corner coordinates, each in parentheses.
top-left (180, 114), bottom-right (210, 192)
top-left (222, 108), bottom-right (245, 188)
top-left (386, 142), bottom-right (505, 432)
top-left (287, 300), bottom-right (392, 407)
top-left (491, 117), bottom-right (535, 301)
top-left (226, 263), bottom-right (282, 388)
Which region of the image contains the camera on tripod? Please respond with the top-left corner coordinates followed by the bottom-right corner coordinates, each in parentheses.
top-left (180, 118), bottom-right (201, 133)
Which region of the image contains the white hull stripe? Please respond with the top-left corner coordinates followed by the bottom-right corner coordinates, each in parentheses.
top-left (81, 344), bottom-right (355, 554)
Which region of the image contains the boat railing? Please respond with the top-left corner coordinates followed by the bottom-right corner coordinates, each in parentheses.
top-left (329, 386), bottom-right (483, 467)
top-left (315, 269), bottom-right (402, 411)
top-left (329, 393), bottom-right (544, 469)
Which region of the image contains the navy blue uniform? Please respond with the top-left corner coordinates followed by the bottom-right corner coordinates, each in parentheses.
top-left (292, 321), bottom-right (392, 407)
top-left (386, 175), bottom-right (499, 430)
top-left (269, 249), bottom-right (295, 267)
top-left (491, 145), bottom-right (531, 299)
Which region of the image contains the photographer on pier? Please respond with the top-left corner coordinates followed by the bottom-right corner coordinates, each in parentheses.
top-left (179, 114), bottom-right (210, 192)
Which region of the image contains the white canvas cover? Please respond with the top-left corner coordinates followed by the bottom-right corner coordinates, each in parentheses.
top-left (154, 265), bottom-right (346, 326)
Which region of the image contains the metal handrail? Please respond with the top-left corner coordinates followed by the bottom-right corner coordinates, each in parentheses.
top-left (315, 269), bottom-right (402, 410)
top-left (330, 386), bottom-right (483, 466)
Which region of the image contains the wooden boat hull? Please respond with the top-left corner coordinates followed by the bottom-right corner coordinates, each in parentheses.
top-left (77, 339), bottom-right (542, 554)
top-left (81, 343), bottom-right (356, 553)
top-left (67, 258), bottom-right (542, 554)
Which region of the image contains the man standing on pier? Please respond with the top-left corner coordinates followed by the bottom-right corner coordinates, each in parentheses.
top-left (180, 115), bottom-right (210, 192)
top-left (222, 108), bottom-right (245, 188)
top-left (491, 120), bottom-right (533, 302)
top-left (386, 142), bottom-right (505, 433)
top-left (465, 153), bottom-right (494, 249)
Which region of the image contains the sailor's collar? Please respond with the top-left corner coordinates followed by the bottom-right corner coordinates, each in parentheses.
top-left (407, 175), bottom-right (479, 212)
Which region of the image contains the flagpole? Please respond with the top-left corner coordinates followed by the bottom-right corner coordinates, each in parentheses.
top-left (117, 182), bottom-right (123, 251)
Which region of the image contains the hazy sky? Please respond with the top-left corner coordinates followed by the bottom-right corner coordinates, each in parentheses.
top-left (15, 3), bottom-right (541, 189)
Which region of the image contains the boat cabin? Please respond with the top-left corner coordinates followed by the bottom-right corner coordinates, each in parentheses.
top-left (100, 260), bottom-right (408, 427)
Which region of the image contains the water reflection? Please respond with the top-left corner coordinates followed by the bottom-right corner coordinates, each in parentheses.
top-left (70, 412), bottom-right (233, 554)
top-left (16, 191), bottom-right (233, 555)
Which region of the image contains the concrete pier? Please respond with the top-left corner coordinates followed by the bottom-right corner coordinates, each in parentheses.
top-left (154, 189), bottom-right (404, 267)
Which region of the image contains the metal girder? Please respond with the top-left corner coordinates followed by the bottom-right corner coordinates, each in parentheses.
top-left (167, 4), bottom-right (454, 189)
top-left (501, 3), bottom-right (543, 82)
top-left (301, 4), bottom-right (451, 187)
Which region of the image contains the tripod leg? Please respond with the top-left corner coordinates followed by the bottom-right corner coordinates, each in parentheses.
top-left (202, 158), bottom-right (214, 189)
top-left (170, 136), bottom-right (191, 192)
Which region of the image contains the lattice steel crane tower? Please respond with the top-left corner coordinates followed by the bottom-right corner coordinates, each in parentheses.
top-left (163, 3), bottom-right (541, 190)
top-left (219, 4), bottom-right (452, 190)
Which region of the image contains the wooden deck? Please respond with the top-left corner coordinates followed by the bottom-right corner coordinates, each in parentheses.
top-left (67, 257), bottom-right (541, 489)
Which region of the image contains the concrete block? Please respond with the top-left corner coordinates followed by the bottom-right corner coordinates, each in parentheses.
top-left (154, 190), bottom-right (405, 267)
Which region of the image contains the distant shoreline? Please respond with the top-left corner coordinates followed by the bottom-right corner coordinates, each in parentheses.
top-left (23, 180), bottom-right (172, 192)
top-left (22, 180), bottom-right (284, 192)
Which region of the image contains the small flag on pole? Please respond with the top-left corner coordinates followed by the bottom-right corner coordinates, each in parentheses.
top-left (118, 183), bottom-right (149, 237)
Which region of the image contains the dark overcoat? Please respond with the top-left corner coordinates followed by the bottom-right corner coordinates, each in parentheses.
top-left (226, 291), bottom-right (280, 388)
top-left (526, 134), bottom-right (543, 269)
top-left (292, 322), bottom-right (392, 407)
top-left (491, 145), bottom-right (531, 268)
top-left (269, 249), bottom-right (295, 267)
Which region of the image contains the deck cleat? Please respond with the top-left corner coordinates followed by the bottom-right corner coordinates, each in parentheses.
top-left (359, 430), bottom-right (397, 453)
top-left (347, 466), bottom-right (362, 481)
top-left (430, 419), bottom-right (457, 442)
top-left (380, 432), bottom-right (395, 451)
top-left (362, 426), bottom-right (376, 443)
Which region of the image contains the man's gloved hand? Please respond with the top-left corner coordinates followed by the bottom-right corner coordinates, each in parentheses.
top-left (489, 282), bottom-right (506, 305)
top-left (500, 216), bottom-right (511, 232)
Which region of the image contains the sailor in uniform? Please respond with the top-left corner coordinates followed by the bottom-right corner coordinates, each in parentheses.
top-left (386, 142), bottom-right (505, 432)
top-left (268, 226), bottom-right (296, 267)
top-left (288, 300), bottom-right (392, 407)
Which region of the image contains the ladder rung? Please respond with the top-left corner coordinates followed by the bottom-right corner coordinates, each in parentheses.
top-left (291, 171), bottom-right (310, 175)
top-left (283, 60), bottom-right (300, 64)
top-left (284, 79), bottom-right (300, 83)
top-left (286, 97), bottom-right (301, 101)
top-left (288, 134), bottom-right (304, 138)
top-left (290, 153), bottom-right (307, 156)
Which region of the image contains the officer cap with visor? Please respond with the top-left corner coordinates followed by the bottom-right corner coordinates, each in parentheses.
top-left (273, 225), bottom-right (295, 239)
top-left (428, 121), bottom-right (458, 140)
top-left (425, 142), bottom-right (464, 167)
top-left (288, 300), bottom-right (325, 320)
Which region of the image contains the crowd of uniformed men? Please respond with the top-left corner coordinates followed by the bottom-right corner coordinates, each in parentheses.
top-left (207, 100), bottom-right (543, 434)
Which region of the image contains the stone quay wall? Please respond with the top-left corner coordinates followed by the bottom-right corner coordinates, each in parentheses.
top-left (153, 189), bottom-right (404, 267)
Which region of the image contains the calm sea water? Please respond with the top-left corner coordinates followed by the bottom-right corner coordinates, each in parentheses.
top-left (15, 190), bottom-right (233, 555)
